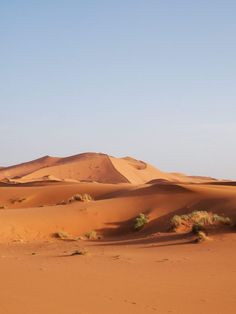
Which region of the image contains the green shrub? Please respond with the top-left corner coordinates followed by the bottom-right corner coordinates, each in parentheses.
top-left (170, 215), bottom-right (183, 229)
top-left (134, 213), bottom-right (149, 230)
top-left (171, 210), bottom-right (231, 232)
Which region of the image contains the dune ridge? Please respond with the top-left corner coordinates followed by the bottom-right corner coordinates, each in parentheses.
top-left (0, 152), bottom-right (234, 242)
top-left (0, 155), bottom-right (60, 180)
top-left (0, 152), bottom-right (235, 314)
top-left (0, 152), bottom-right (221, 184)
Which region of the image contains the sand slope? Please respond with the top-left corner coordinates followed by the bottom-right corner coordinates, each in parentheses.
top-left (0, 180), bottom-right (235, 242)
top-left (0, 152), bottom-right (221, 184)
top-left (0, 152), bottom-right (235, 314)
top-left (0, 155), bottom-right (60, 180)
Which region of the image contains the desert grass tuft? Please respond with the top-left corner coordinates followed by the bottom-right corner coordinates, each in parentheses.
top-left (57, 193), bottom-right (93, 205)
top-left (134, 213), bottom-right (149, 230)
top-left (53, 231), bottom-right (74, 240)
top-left (73, 194), bottom-right (93, 202)
top-left (195, 231), bottom-right (211, 243)
top-left (170, 210), bottom-right (231, 232)
top-left (70, 248), bottom-right (88, 256)
top-left (84, 230), bottom-right (98, 240)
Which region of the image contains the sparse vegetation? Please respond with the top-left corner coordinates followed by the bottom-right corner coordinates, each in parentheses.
top-left (191, 223), bottom-right (204, 234)
top-left (57, 193), bottom-right (93, 205)
top-left (195, 231), bottom-right (211, 243)
top-left (73, 194), bottom-right (93, 202)
top-left (70, 248), bottom-right (88, 256)
top-left (53, 231), bottom-right (72, 240)
top-left (171, 210), bottom-right (231, 232)
top-left (10, 197), bottom-right (26, 204)
top-left (84, 230), bottom-right (97, 240)
top-left (134, 213), bottom-right (149, 230)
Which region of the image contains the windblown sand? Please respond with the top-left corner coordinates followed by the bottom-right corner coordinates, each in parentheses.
top-left (0, 153), bottom-right (235, 313)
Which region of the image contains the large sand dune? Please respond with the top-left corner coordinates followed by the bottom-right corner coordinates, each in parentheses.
top-left (0, 152), bottom-right (219, 184)
top-left (0, 152), bottom-right (235, 314)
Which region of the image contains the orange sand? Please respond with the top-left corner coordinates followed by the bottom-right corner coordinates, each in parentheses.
top-left (0, 152), bottom-right (235, 313)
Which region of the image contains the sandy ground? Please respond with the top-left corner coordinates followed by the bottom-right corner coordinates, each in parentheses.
top-left (0, 233), bottom-right (235, 314)
top-left (0, 153), bottom-right (235, 313)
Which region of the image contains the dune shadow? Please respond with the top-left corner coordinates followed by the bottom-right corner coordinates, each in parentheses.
top-left (96, 199), bottom-right (235, 247)
top-left (96, 231), bottom-right (195, 247)
top-left (97, 182), bottom-right (194, 200)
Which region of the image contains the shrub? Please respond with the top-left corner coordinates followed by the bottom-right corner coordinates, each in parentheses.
top-left (134, 213), bottom-right (149, 230)
top-left (170, 215), bottom-right (183, 229)
top-left (170, 210), bottom-right (231, 232)
top-left (73, 194), bottom-right (93, 202)
top-left (196, 231), bottom-right (211, 243)
top-left (84, 230), bottom-right (97, 240)
top-left (53, 231), bottom-right (71, 240)
top-left (191, 223), bottom-right (204, 234)
top-left (57, 193), bottom-right (93, 206)
top-left (70, 248), bottom-right (88, 256)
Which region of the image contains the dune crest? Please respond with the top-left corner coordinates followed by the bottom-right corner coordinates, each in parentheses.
top-left (0, 155), bottom-right (60, 180)
top-left (0, 152), bottom-right (221, 184)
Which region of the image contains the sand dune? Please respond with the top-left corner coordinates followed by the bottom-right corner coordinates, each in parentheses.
top-left (0, 152), bottom-right (235, 314)
top-left (0, 153), bottom-right (234, 242)
top-left (0, 155), bottom-right (60, 180)
top-left (0, 152), bottom-right (221, 184)
top-left (0, 180), bottom-right (235, 241)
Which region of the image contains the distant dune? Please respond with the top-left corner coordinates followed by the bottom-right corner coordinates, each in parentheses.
top-left (0, 152), bottom-right (221, 184)
top-left (0, 155), bottom-right (60, 180)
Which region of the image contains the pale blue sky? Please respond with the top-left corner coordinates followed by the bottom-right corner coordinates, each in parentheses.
top-left (0, 1), bottom-right (235, 179)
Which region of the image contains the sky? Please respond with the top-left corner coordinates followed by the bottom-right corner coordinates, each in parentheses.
top-left (0, 0), bottom-right (236, 179)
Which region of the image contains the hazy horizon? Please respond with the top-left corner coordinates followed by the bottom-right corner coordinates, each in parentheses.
top-left (1, 1), bottom-right (236, 179)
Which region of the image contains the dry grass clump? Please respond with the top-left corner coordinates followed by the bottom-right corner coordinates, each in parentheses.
top-left (84, 230), bottom-right (98, 240)
top-left (70, 248), bottom-right (88, 256)
top-left (134, 213), bottom-right (149, 231)
top-left (73, 194), bottom-right (93, 202)
top-left (10, 197), bottom-right (26, 204)
top-left (195, 231), bottom-right (211, 243)
top-left (57, 193), bottom-right (93, 205)
top-left (53, 230), bottom-right (70, 239)
top-left (171, 210), bottom-right (231, 232)
top-left (53, 231), bottom-right (76, 240)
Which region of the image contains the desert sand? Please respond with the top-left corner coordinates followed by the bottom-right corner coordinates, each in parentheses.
top-left (0, 152), bottom-right (235, 314)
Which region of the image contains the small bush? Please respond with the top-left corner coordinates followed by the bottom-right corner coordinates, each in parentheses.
top-left (70, 248), bottom-right (88, 256)
top-left (84, 230), bottom-right (97, 240)
top-left (57, 194), bottom-right (93, 206)
top-left (196, 231), bottom-right (211, 243)
top-left (53, 231), bottom-right (71, 240)
top-left (171, 210), bottom-right (231, 232)
top-left (171, 215), bottom-right (183, 229)
top-left (134, 213), bottom-right (149, 230)
top-left (73, 194), bottom-right (93, 202)
top-left (191, 223), bottom-right (204, 234)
